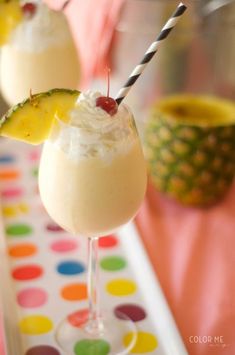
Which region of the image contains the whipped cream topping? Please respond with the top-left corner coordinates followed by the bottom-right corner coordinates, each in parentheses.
top-left (54, 91), bottom-right (137, 162)
top-left (8, 2), bottom-right (73, 51)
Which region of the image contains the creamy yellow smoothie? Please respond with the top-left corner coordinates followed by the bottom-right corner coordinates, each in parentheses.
top-left (0, 3), bottom-right (80, 106)
top-left (39, 91), bottom-right (147, 237)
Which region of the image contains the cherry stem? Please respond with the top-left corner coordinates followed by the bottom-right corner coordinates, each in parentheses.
top-left (29, 88), bottom-right (33, 102)
top-left (107, 68), bottom-right (111, 98)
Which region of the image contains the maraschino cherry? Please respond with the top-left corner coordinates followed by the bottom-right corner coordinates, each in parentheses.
top-left (22, 2), bottom-right (37, 17)
top-left (96, 69), bottom-right (118, 116)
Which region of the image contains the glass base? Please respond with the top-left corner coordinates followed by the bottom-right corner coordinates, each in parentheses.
top-left (55, 309), bottom-right (137, 355)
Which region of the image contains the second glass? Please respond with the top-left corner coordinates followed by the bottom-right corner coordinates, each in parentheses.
top-left (38, 102), bottom-right (147, 354)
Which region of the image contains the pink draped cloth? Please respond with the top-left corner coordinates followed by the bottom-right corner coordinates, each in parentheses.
top-left (136, 181), bottom-right (235, 355)
top-left (44, 0), bottom-right (125, 87)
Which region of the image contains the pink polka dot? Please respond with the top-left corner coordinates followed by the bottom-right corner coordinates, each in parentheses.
top-left (34, 185), bottom-right (39, 195)
top-left (29, 150), bottom-right (41, 162)
top-left (17, 288), bottom-right (47, 308)
top-left (50, 239), bottom-right (78, 253)
top-left (1, 187), bottom-right (23, 198)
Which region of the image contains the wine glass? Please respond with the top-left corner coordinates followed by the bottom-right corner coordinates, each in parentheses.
top-left (38, 101), bottom-right (147, 354)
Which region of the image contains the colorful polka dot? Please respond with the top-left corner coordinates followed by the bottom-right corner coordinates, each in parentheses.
top-left (100, 256), bottom-right (126, 271)
top-left (0, 155), bottom-right (15, 163)
top-left (25, 345), bottom-right (60, 355)
top-left (28, 150), bottom-right (40, 162)
top-left (123, 332), bottom-right (158, 353)
top-left (57, 261), bottom-right (85, 275)
top-left (0, 168), bottom-right (20, 180)
top-left (8, 243), bottom-right (37, 258)
top-left (61, 283), bottom-right (87, 301)
top-left (46, 222), bottom-right (64, 232)
top-left (106, 279), bottom-right (137, 296)
top-left (98, 235), bottom-right (118, 248)
top-left (19, 203), bottom-right (29, 213)
top-left (114, 304), bottom-right (146, 322)
top-left (34, 185), bottom-right (40, 195)
top-left (32, 167), bottom-right (38, 177)
top-left (51, 239), bottom-right (78, 253)
top-left (12, 265), bottom-right (43, 281)
top-left (3, 203), bottom-right (29, 217)
top-left (6, 223), bottom-right (33, 237)
top-left (17, 288), bottom-right (47, 308)
top-left (19, 315), bottom-right (53, 335)
top-left (67, 309), bottom-right (89, 328)
top-left (74, 339), bottom-right (110, 355)
top-left (1, 187), bottom-right (23, 198)
top-left (3, 206), bottom-right (18, 217)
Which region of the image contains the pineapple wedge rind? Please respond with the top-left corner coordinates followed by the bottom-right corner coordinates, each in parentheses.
top-left (0, 88), bottom-right (80, 145)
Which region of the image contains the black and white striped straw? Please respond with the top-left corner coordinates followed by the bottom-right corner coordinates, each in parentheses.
top-left (115, 2), bottom-right (187, 105)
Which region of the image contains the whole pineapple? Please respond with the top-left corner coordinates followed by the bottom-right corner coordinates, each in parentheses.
top-left (144, 95), bottom-right (235, 207)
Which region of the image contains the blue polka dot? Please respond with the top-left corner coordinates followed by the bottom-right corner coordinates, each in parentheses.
top-left (0, 155), bottom-right (15, 164)
top-left (57, 261), bottom-right (85, 275)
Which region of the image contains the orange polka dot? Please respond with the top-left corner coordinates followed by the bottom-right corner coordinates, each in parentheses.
top-left (61, 283), bottom-right (87, 301)
top-left (8, 243), bottom-right (37, 258)
top-left (0, 169), bottom-right (20, 180)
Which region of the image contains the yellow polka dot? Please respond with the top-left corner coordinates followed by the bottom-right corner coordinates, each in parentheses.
top-left (106, 279), bottom-right (137, 296)
top-left (19, 315), bottom-right (53, 335)
top-left (18, 203), bottom-right (29, 214)
top-left (124, 332), bottom-right (158, 353)
top-left (2, 206), bottom-right (17, 217)
top-left (2, 203), bottom-right (29, 218)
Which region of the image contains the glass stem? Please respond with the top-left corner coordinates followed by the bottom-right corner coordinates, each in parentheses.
top-left (87, 237), bottom-right (102, 334)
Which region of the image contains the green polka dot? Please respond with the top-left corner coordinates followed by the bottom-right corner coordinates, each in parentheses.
top-left (32, 167), bottom-right (39, 177)
top-left (6, 223), bottom-right (33, 237)
top-left (100, 256), bottom-right (126, 271)
top-left (74, 339), bottom-right (110, 355)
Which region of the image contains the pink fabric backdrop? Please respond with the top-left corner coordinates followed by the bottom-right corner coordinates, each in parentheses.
top-left (136, 181), bottom-right (235, 355)
top-left (44, 0), bottom-right (125, 87)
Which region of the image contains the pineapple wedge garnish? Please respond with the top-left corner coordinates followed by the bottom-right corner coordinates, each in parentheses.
top-left (0, 89), bottom-right (80, 144)
top-left (0, 0), bottom-right (22, 45)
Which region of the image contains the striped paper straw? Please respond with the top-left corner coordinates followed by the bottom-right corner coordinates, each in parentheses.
top-left (115, 2), bottom-right (187, 105)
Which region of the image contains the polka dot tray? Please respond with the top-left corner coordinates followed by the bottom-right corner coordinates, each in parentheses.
top-left (0, 140), bottom-right (188, 355)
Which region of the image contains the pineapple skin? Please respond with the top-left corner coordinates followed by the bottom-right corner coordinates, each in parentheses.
top-left (145, 110), bottom-right (235, 207)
